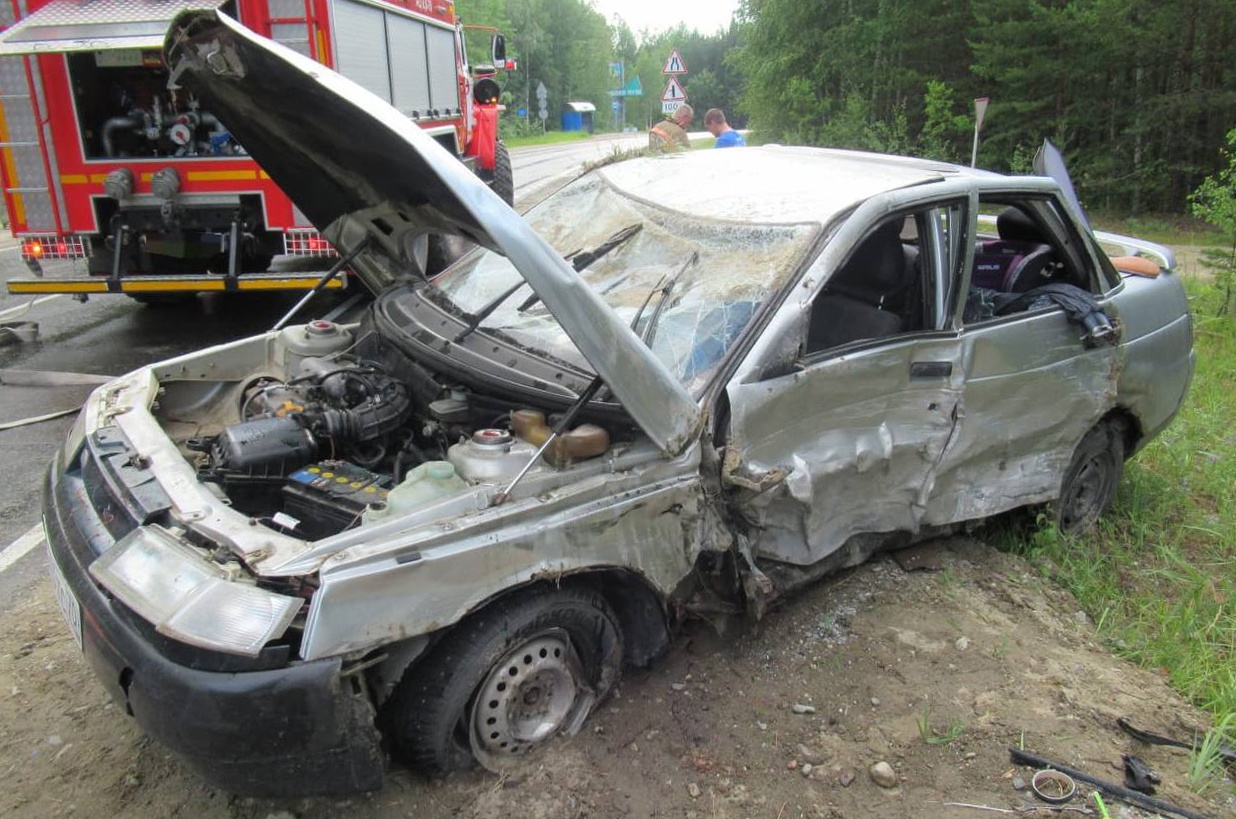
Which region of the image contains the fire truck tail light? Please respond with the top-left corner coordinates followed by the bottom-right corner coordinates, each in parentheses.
top-left (21, 235), bottom-right (90, 261)
top-left (284, 229), bottom-right (337, 258)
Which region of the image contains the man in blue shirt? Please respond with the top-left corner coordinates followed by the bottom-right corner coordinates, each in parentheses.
top-left (705, 108), bottom-right (746, 148)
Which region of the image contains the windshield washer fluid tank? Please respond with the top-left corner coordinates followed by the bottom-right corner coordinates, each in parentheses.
top-left (363, 461), bottom-right (466, 524)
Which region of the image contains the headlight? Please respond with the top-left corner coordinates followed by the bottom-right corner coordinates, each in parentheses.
top-left (90, 525), bottom-right (302, 656)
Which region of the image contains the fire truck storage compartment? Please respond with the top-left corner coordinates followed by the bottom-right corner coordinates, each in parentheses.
top-left (330, 0), bottom-right (461, 122)
top-left (68, 51), bottom-right (238, 160)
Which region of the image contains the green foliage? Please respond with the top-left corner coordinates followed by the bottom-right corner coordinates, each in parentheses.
top-left (916, 704), bottom-right (965, 745)
top-left (1190, 126), bottom-right (1236, 315)
top-left (1187, 712), bottom-right (1236, 795)
top-left (920, 81), bottom-right (971, 163)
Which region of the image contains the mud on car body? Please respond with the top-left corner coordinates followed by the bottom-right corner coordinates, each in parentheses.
top-left (41, 9), bottom-right (1194, 797)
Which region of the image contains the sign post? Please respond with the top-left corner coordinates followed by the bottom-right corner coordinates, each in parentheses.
top-left (971, 96), bottom-right (990, 168)
top-left (536, 81), bottom-right (548, 134)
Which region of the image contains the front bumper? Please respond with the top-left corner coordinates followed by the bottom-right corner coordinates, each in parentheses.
top-left (42, 461), bottom-right (385, 797)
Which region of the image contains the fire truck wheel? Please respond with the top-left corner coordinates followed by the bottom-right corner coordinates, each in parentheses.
top-left (492, 142), bottom-right (514, 207)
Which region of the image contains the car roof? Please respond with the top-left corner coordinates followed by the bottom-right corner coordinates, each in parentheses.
top-left (595, 146), bottom-right (1001, 226)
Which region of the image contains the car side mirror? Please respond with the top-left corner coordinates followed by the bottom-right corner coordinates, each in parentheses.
top-left (491, 34), bottom-right (506, 64)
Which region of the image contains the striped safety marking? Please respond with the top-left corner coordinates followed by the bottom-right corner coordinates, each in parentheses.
top-left (7, 275), bottom-right (347, 295)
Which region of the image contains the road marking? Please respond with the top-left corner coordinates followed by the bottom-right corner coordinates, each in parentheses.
top-left (0, 523), bottom-right (44, 575)
top-left (0, 293), bottom-right (62, 319)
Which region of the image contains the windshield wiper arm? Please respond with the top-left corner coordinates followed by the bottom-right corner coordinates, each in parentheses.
top-left (454, 278), bottom-right (527, 343)
top-left (517, 222), bottom-right (643, 313)
top-left (570, 223), bottom-right (642, 271)
top-left (641, 251), bottom-right (698, 348)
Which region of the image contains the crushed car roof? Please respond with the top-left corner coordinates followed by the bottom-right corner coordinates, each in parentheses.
top-left (595, 147), bottom-right (991, 226)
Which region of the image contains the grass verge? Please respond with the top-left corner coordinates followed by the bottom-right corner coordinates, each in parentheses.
top-left (503, 130), bottom-right (592, 148)
top-left (991, 274), bottom-right (1235, 778)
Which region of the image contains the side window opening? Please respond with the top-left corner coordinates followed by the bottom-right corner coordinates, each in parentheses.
top-left (806, 214), bottom-right (927, 354)
top-left (964, 198), bottom-right (1099, 325)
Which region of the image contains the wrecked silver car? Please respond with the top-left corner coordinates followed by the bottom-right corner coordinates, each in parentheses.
top-left (40, 10), bottom-right (1194, 797)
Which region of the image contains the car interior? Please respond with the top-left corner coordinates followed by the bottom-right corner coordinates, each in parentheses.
top-left (806, 219), bottom-right (925, 352)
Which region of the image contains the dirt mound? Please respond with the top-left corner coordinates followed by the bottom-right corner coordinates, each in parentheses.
top-left (2, 536), bottom-right (1231, 818)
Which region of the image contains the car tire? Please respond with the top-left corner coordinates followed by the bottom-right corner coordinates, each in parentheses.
top-left (1055, 421), bottom-right (1125, 534)
top-left (382, 586), bottom-right (623, 774)
top-left (491, 141), bottom-right (514, 207)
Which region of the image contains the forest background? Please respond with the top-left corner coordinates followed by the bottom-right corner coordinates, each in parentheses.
top-left (459, 0), bottom-right (1236, 215)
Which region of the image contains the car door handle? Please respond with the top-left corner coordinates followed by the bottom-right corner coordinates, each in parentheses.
top-left (910, 361), bottom-right (952, 378)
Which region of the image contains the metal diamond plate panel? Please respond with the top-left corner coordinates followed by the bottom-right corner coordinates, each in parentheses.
top-left (0, 0), bottom-right (223, 55)
top-left (0, 55), bottom-right (55, 230)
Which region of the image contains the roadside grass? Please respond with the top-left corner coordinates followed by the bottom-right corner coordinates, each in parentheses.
top-left (503, 130), bottom-right (591, 149)
top-left (1090, 212), bottom-right (1226, 246)
top-left (990, 274), bottom-right (1236, 774)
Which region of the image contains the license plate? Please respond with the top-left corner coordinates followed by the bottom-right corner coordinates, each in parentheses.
top-left (46, 541), bottom-right (83, 651)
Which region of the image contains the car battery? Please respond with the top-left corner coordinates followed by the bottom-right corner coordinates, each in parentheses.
top-left (282, 460), bottom-right (392, 538)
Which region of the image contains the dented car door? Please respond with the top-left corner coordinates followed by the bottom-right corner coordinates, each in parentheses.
top-left (922, 195), bottom-right (1123, 524)
top-left (723, 197), bottom-right (968, 567)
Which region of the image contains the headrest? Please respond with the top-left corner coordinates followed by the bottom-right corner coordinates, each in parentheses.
top-left (837, 221), bottom-right (909, 297)
top-left (997, 207), bottom-right (1048, 245)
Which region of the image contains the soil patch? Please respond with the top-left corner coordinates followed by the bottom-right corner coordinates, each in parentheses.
top-left (2, 536), bottom-right (1232, 818)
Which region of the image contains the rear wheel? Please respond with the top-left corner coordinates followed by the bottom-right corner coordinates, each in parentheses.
top-left (491, 141), bottom-right (514, 206)
top-left (1055, 421), bottom-right (1125, 534)
top-left (382, 586), bottom-right (622, 774)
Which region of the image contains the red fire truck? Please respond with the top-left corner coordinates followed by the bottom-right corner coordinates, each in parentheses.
top-left (0, 0), bottom-right (513, 298)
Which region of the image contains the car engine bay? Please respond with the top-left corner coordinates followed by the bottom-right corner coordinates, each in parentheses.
top-left (161, 319), bottom-right (622, 541)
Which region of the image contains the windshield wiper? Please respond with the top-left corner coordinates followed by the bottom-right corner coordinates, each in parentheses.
top-left (640, 251), bottom-right (698, 348)
top-left (569, 222), bottom-right (642, 271)
top-left (457, 223), bottom-right (644, 343)
top-left (454, 278), bottom-right (525, 343)
top-left (517, 222), bottom-right (643, 312)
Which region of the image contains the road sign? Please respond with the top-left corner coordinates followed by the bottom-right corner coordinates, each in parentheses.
top-left (661, 49), bottom-right (687, 75)
top-left (661, 77), bottom-right (686, 103)
top-left (536, 81), bottom-right (547, 101)
top-left (608, 77), bottom-right (643, 97)
top-left (974, 97), bottom-right (990, 131)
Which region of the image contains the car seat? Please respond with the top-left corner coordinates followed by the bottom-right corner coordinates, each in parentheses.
top-left (971, 208), bottom-right (1059, 293)
top-left (808, 221), bottom-right (916, 352)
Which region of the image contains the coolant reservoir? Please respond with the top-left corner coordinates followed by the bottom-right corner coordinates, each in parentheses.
top-left (448, 428), bottom-right (542, 483)
top-left (278, 320), bottom-right (353, 378)
top-left (362, 461), bottom-right (466, 524)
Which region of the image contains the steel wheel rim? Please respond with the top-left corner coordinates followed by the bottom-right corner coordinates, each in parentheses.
top-left (1062, 454), bottom-right (1111, 530)
top-left (470, 631), bottom-right (581, 765)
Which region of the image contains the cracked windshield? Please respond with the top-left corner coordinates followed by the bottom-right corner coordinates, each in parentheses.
top-left (427, 172), bottom-right (818, 393)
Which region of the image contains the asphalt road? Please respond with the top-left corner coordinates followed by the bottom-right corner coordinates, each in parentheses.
top-left (0, 132), bottom-right (649, 610)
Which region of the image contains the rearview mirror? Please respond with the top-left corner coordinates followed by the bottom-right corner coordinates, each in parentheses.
top-left (491, 34), bottom-right (506, 64)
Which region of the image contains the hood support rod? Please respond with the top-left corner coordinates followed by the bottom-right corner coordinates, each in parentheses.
top-left (492, 377), bottom-right (604, 506)
top-left (271, 237), bottom-right (372, 332)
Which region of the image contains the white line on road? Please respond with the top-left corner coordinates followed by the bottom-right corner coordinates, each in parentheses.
top-left (0, 293), bottom-right (62, 320)
top-left (0, 523), bottom-right (44, 575)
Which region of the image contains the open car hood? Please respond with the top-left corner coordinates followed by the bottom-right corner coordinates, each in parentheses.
top-left (164, 11), bottom-right (701, 455)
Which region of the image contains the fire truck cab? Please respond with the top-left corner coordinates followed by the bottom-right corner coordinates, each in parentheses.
top-left (0, 0), bottom-right (513, 298)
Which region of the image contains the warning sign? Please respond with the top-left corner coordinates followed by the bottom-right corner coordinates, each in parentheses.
top-left (660, 76), bottom-right (686, 102)
top-left (660, 76), bottom-right (687, 114)
top-left (661, 49), bottom-right (687, 75)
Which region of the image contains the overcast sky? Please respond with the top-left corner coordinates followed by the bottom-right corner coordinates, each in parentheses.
top-left (589, 0), bottom-right (740, 36)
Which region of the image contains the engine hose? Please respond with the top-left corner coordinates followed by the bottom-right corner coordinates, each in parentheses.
top-left (304, 380), bottom-right (412, 442)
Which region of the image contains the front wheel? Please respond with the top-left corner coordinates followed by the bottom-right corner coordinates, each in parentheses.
top-left (382, 586), bottom-right (623, 774)
top-left (1055, 421), bottom-right (1125, 534)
